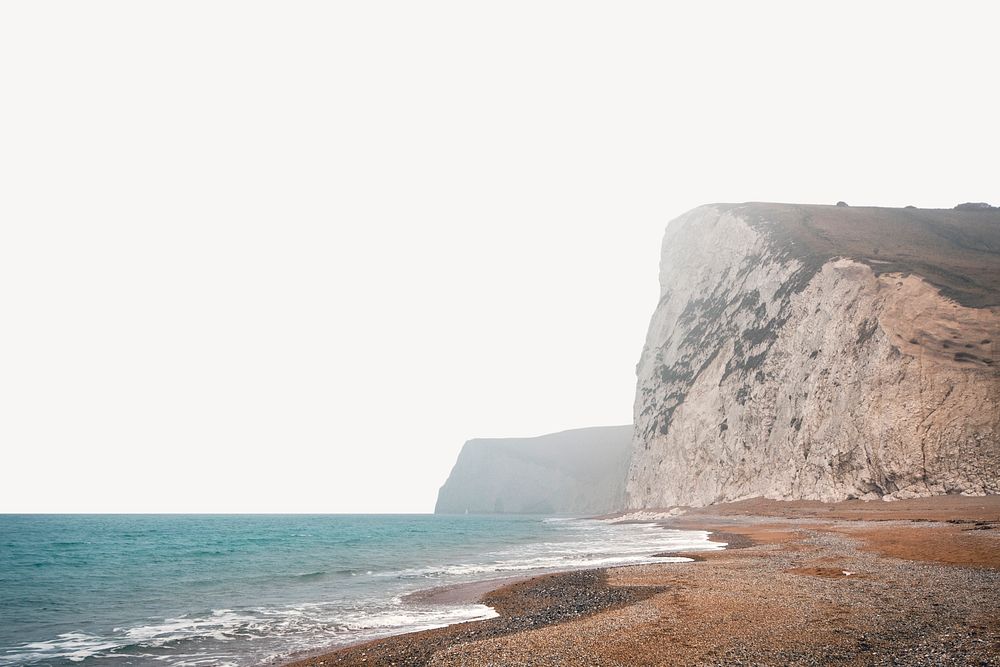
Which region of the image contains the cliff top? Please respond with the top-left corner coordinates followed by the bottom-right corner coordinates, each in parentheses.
top-left (708, 202), bottom-right (1000, 308)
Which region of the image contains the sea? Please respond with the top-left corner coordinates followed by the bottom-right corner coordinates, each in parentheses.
top-left (0, 514), bottom-right (723, 666)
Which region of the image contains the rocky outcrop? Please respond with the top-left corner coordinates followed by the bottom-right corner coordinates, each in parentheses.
top-left (627, 203), bottom-right (1000, 507)
top-left (435, 425), bottom-right (632, 514)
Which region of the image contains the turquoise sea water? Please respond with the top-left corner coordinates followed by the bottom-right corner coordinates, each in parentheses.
top-left (0, 514), bottom-right (721, 666)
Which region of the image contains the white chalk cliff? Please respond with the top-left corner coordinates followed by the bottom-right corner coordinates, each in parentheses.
top-left (436, 425), bottom-right (632, 514)
top-left (627, 203), bottom-right (1000, 507)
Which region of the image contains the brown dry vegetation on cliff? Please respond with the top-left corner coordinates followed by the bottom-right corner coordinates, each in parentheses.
top-left (728, 202), bottom-right (1000, 308)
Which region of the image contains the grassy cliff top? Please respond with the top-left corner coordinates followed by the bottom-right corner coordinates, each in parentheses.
top-left (717, 202), bottom-right (1000, 308)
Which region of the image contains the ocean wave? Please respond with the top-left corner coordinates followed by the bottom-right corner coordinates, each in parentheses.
top-left (373, 523), bottom-right (721, 580)
top-left (0, 602), bottom-right (498, 667)
top-left (375, 553), bottom-right (692, 579)
top-left (6, 632), bottom-right (122, 665)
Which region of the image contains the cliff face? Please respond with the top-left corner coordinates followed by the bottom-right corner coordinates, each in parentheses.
top-left (627, 203), bottom-right (1000, 508)
top-left (435, 425), bottom-right (632, 514)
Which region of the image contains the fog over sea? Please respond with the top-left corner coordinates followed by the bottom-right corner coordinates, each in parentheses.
top-left (0, 514), bottom-right (722, 666)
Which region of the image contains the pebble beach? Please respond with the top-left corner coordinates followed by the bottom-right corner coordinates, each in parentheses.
top-left (284, 496), bottom-right (1000, 667)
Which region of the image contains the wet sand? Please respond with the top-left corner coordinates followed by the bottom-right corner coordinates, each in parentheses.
top-left (283, 496), bottom-right (1000, 666)
top-left (402, 575), bottom-right (535, 606)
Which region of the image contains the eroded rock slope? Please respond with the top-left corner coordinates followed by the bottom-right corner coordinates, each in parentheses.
top-left (627, 203), bottom-right (1000, 507)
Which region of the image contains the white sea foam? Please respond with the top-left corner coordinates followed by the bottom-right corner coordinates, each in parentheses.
top-left (604, 508), bottom-right (688, 522)
top-left (373, 520), bottom-right (720, 579)
top-left (8, 632), bottom-right (124, 664)
top-left (0, 602), bottom-right (497, 667)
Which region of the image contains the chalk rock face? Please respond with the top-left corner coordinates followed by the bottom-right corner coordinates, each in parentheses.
top-left (435, 425), bottom-right (632, 514)
top-left (627, 203), bottom-right (1000, 507)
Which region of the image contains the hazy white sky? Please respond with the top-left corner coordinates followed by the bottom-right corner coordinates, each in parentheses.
top-left (1, 2), bottom-right (997, 512)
